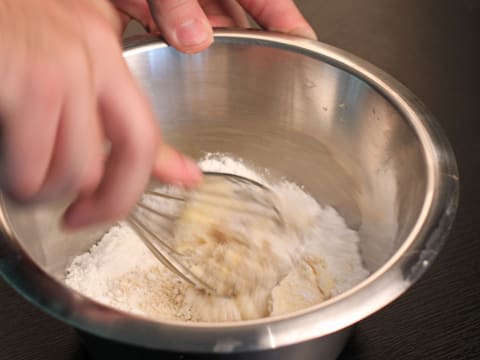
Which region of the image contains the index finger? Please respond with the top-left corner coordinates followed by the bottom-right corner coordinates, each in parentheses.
top-left (237, 0), bottom-right (317, 40)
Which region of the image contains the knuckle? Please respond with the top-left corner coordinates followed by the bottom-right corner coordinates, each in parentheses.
top-left (238, 0), bottom-right (267, 19)
top-left (26, 63), bottom-right (63, 99)
top-left (62, 46), bottom-right (90, 76)
top-left (157, 0), bottom-right (192, 13)
top-left (85, 18), bottom-right (112, 41)
top-left (78, 6), bottom-right (118, 45)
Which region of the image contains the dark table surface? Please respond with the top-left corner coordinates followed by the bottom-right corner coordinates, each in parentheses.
top-left (1, 0), bottom-right (480, 359)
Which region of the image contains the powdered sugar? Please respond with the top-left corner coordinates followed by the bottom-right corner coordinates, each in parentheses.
top-left (65, 154), bottom-right (369, 322)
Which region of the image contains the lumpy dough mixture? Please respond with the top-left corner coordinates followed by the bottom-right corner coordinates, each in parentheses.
top-left (65, 154), bottom-right (369, 322)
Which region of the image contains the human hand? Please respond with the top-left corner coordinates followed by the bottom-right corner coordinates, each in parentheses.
top-left (0, 0), bottom-right (202, 229)
top-left (112, 0), bottom-right (317, 53)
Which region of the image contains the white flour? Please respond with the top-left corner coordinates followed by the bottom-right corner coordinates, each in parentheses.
top-left (65, 154), bottom-right (369, 322)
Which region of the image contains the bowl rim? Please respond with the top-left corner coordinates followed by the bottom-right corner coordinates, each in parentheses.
top-left (0, 30), bottom-right (459, 353)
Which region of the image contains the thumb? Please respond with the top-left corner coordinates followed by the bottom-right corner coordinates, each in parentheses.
top-left (148, 0), bottom-right (213, 53)
top-left (237, 0), bottom-right (317, 40)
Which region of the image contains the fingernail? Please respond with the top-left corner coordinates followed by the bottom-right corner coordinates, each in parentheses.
top-left (288, 26), bottom-right (318, 41)
top-left (175, 19), bottom-right (212, 48)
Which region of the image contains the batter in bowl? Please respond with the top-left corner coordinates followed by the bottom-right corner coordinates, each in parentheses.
top-left (65, 154), bottom-right (369, 322)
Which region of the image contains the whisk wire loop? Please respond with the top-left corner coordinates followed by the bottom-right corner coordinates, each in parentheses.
top-left (127, 171), bottom-right (284, 296)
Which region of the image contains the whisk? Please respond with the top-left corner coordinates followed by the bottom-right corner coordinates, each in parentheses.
top-left (127, 171), bottom-right (287, 297)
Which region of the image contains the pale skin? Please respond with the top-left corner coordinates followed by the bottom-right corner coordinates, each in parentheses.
top-left (0, 0), bottom-right (315, 230)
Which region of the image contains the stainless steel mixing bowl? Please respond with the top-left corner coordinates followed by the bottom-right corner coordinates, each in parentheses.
top-left (0, 31), bottom-right (458, 359)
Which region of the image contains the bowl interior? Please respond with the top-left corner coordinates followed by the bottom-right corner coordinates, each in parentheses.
top-left (3, 37), bottom-right (427, 300)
